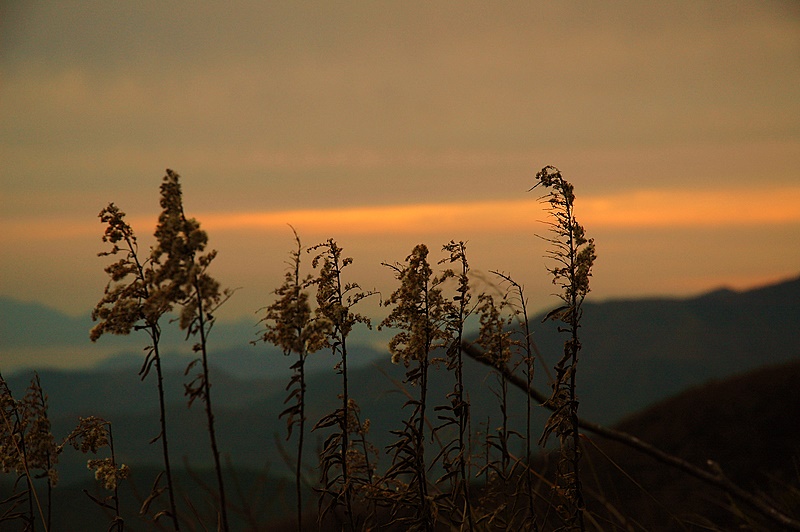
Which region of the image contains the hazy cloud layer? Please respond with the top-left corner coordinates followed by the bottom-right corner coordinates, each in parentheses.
top-left (1, 1), bottom-right (799, 322)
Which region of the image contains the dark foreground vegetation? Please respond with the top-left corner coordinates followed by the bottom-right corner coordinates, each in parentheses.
top-left (2, 167), bottom-right (798, 531)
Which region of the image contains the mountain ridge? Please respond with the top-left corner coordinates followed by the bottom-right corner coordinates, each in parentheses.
top-left (3, 272), bottom-right (798, 378)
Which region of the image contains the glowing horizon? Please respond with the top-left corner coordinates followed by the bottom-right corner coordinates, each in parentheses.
top-left (5, 186), bottom-right (799, 243)
top-left (204, 186), bottom-right (800, 234)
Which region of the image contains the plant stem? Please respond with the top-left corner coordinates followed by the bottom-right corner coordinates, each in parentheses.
top-left (126, 231), bottom-right (180, 531)
top-left (107, 423), bottom-right (124, 532)
top-left (148, 331), bottom-right (180, 530)
top-left (296, 355), bottom-right (305, 532)
top-left (193, 278), bottom-right (229, 532)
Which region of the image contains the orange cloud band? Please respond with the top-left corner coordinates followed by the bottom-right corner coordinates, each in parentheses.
top-left (201, 186), bottom-right (800, 234)
top-left (5, 186), bottom-right (799, 242)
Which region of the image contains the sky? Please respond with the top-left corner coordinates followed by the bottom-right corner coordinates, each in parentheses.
top-left (1, 1), bottom-right (799, 340)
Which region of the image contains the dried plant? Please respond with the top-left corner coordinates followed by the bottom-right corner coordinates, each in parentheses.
top-left (0, 373), bottom-right (56, 531)
top-left (473, 292), bottom-right (518, 528)
top-left (308, 238), bottom-right (374, 531)
top-left (380, 243), bottom-right (450, 531)
top-left (63, 416), bottom-right (128, 531)
top-left (91, 201), bottom-right (181, 529)
top-left (533, 165), bottom-right (596, 531)
top-left (342, 397), bottom-right (380, 527)
top-left (20, 375), bottom-right (58, 531)
top-left (431, 240), bottom-right (475, 530)
top-left (490, 270), bottom-right (539, 529)
top-left (151, 169), bottom-right (232, 532)
top-left (254, 228), bottom-right (328, 531)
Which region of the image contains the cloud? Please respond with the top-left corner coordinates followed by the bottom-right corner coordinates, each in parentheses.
top-left (2, 2), bottom-right (799, 320)
top-left (8, 186), bottom-right (797, 245)
top-left (202, 186), bottom-right (800, 234)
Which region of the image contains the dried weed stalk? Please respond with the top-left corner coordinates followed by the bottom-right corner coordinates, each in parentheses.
top-left (490, 270), bottom-right (540, 529)
top-left (474, 292), bottom-right (518, 528)
top-left (63, 416), bottom-right (129, 531)
top-left (0, 373), bottom-right (57, 531)
top-left (380, 244), bottom-right (450, 531)
top-left (91, 201), bottom-right (181, 529)
top-left (533, 165), bottom-right (596, 531)
top-left (431, 241), bottom-right (475, 530)
top-left (152, 169), bottom-right (232, 532)
top-left (255, 228), bottom-right (328, 531)
top-left (309, 239), bottom-right (374, 531)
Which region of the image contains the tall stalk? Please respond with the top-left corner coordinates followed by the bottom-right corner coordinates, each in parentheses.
top-left (434, 241), bottom-right (474, 530)
top-left (27, 374), bottom-right (57, 532)
top-left (256, 228), bottom-right (327, 531)
top-left (381, 244), bottom-right (449, 530)
top-left (0, 374), bottom-right (56, 532)
top-left (533, 165), bottom-right (596, 531)
top-left (490, 271), bottom-right (538, 528)
top-left (191, 282), bottom-right (228, 531)
top-left (310, 239), bottom-right (373, 531)
top-left (91, 203), bottom-right (180, 530)
top-left (152, 169), bottom-right (231, 531)
top-left (476, 294), bottom-right (513, 471)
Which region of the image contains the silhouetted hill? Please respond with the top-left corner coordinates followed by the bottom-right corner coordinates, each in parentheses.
top-left (5, 358), bottom-right (797, 529)
top-left (529, 274), bottom-right (800, 424)
top-left (572, 358), bottom-right (800, 530)
top-left (0, 297), bottom-right (90, 348)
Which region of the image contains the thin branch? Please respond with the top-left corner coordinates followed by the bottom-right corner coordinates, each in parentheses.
top-left (462, 342), bottom-right (800, 530)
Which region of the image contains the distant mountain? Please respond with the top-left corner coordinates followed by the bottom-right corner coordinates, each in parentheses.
top-left (5, 273), bottom-right (797, 388)
top-left (0, 297), bottom-right (96, 348)
top-left (0, 295), bottom-right (383, 377)
top-left (0, 296), bottom-right (268, 352)
top-left (529, 273), bottom-right (800, 423)
top-left (2, 275), bottom-right (798, 481)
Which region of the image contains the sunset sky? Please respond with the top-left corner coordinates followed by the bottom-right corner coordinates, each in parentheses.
top-left (2, 1), bottom-right (799, 333)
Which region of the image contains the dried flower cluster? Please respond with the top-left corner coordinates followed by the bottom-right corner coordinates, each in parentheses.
top-left (380, 243), bottom-right (451, 529)
top-left (152, 169), bottom-right (226, 334)
top-left (382, 244), bottom-right (450, 366)
top-left (90, 169), bottom-right (231, 531)
top-left (87, 458), bottom-right (130, 491)
top-left (65, 416), bottom-right (111, 453)
top-left (90, 203), bottom-right (159, 342)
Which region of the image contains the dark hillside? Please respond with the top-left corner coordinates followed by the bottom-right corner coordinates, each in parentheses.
top-left (575, 358), bottom-right (800, 530)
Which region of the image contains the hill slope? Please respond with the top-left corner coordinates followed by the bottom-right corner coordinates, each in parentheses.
top-left (529, 274), bottom-right (800, 423)
top-left (573, 358), bottom-right (800, 530)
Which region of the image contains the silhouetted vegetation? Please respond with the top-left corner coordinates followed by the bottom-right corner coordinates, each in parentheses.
top-left (2, 167), bottom-right (799, 531)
